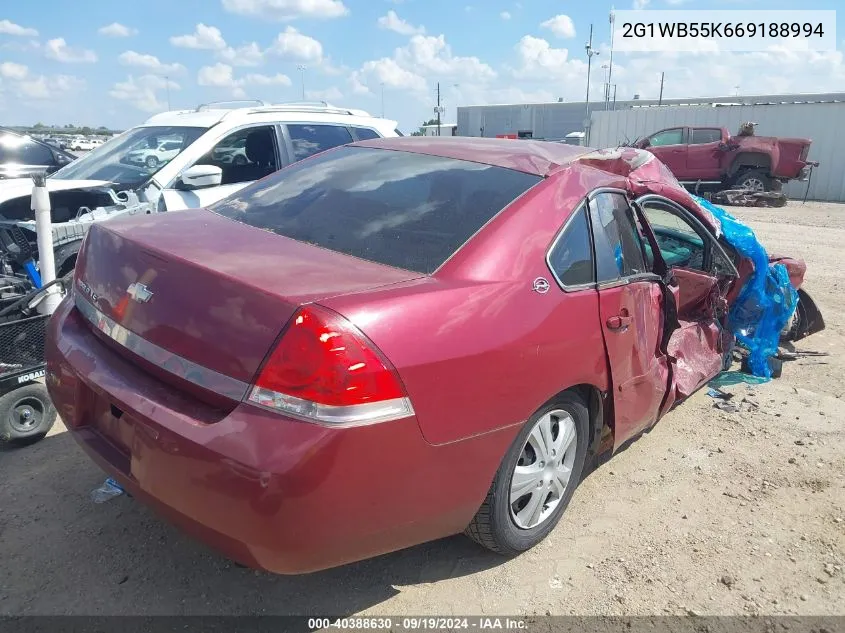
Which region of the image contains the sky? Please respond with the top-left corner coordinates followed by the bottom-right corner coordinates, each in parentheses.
top-left (0, 0), bottom-right (843, 133)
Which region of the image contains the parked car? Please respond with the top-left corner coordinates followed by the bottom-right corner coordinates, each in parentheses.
top-left (43, 137), bottom-right (68, 150)
top-left (634, 125), bottom-right (816, 192)
top-left (71, 138), bottom-right (99, 152)
top-left (0, 129), bottom-right (75, 180)
top-left (45, 137), bottom-right (824, 574)
top-left (124, 139), bottom-right (183, 169)
top-left (0, 101), bottom-right (401, 278)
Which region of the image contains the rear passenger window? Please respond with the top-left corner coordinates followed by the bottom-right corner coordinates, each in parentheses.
top-left (589, 193), bottom-right (647, 282)
top-left (287, 124), bottom-right (353, 161)
top-left (548, 206), bottom-right (594, 287)
top-left (352, 127), bottom-right (380, 141)
top-left (690, 128), bottom-right (722, 145)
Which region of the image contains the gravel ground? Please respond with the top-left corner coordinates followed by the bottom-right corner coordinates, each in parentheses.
top-left (0, 200), bottom-right (842, 616)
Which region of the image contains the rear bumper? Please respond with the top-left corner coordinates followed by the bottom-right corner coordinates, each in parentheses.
top-left (46, 296), bottom-right (513, 574)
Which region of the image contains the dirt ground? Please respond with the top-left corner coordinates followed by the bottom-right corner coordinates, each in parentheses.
top-left (0, 201), bottom-right (843, 617)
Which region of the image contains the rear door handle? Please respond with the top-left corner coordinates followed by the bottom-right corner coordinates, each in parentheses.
top-left (606, 311), bottom-right (633, 331)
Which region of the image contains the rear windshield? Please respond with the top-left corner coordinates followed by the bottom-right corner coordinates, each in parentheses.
top-left (210, 146), bottom-right (541, 274)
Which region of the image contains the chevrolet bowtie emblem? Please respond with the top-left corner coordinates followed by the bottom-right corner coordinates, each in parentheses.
top-left (126, 282), bottom-right (154, 303)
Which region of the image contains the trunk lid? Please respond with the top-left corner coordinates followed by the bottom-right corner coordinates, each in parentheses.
top-left (74, 209), bottom-right (422, 404)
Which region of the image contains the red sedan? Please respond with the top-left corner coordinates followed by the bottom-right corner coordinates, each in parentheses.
top-left (45, 137), bottom-right (822, 573)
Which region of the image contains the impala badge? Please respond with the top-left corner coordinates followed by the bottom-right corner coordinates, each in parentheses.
top-left (127, 282), bottom-right (154, 303)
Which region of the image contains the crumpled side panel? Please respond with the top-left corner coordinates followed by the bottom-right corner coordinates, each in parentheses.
top-left (667, 320), bottom-right (726, 399)
top-left (692, 196), bottom-right (798, 378)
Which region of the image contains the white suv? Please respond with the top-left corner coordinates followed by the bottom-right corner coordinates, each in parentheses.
top-left (36, 100), bottom-right (401, 213)
top-left (0, 101), bottom-right (401, 275)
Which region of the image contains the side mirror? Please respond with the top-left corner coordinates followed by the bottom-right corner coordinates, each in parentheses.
top-left (180, 164), bottom-right (222, 190)
top-left (638, 138), bottom-right (651, 149)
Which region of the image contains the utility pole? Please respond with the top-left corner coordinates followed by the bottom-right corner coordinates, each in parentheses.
top-left (612, 84), bottom-right (617, 110)
top-left (164, 75), bottom-right (171, 110)
top-left (297, 65), bottom-right (307, 100)
top-left (658, 72), bottom-right (665, 105)
top-left (585, 24), bottom-right (599, 119)
top-left (436, 81), bottom-right (441, 136)
top-left (608, 8), bottom-right (616, 108)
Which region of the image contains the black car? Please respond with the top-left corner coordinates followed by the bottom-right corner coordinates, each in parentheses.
top-left (0, 129), bottom-right (75, 180)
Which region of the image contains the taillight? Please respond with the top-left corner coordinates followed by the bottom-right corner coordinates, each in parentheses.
top-left (247, 305), bottom-right (414, 426)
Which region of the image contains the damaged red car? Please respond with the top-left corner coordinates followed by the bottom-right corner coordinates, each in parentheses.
top-left (45, 137), bottom-right (824, 574)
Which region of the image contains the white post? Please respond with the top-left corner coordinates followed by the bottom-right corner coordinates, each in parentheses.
top-left (30, 173), bottom-right (62, 315)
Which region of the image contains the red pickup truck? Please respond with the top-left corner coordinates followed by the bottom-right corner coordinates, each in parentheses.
top-left (635, 125), bottom-right (816, 193)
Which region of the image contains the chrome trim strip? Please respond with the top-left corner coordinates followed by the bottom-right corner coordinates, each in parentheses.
top-left (73, 293), bottom-right (250, 401)
top-left (248, 386), bottom-right (416, 427)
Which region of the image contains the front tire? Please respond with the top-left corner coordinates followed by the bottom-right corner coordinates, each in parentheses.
top-left (0, 382), bottom-right (57, 446)
top-left (465, 393), bottom-right (589, 555)
top-left (145, 155), bottom-right (159, 169)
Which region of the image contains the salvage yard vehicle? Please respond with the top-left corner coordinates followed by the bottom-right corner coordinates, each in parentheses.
top-left (45, 137), bottom-right (824, 574)
top-left (634, 124), bottom-right (817, 193)
top-left (0, 101), bottom-right (402, 280)
top-left (0, 129), bottom-right (75, 180)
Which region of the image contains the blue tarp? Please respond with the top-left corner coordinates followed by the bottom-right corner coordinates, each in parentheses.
top-left (693, 196), bottom-right (798, 379)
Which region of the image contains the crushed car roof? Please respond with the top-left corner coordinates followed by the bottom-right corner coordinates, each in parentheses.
top-left (351, 136), bottom-right (592, 177)
top-left (351, 138), bottom-right (722, 233)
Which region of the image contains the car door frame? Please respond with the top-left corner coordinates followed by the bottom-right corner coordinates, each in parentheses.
top-left (644, 127), bottom-right (688, 175)
top-left (634, 193), bottom-right (739, 282)
top-left (159, 122), bottom-right (289, 211)
top-left (586, 187), bottom-right (676, 447)
top-left (279, 122), bottom-right (358, 166)
top-left (684, 127), bottom-right (725, 182)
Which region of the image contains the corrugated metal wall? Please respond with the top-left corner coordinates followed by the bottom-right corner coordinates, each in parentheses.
top-left (458, 103), bottom-right (589, 140)
top-left (588, 103), bottom-right (845, 202)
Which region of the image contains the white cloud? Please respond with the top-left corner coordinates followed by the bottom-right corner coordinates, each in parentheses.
top-left (17, 74), bottom-right (85, 100)
top-left (110, 74), bottom-right (179, 112)
top-left (377, 10), bottom-right (425, 36)
top-left (221, 0), bottom-right (349, 20)
top-left (633, 0), bottom-right (650, 8)
top-left (350, 58), bottom-right (427, 94)
top-left (510, 35), bottom-right (586, 81)
top-left (540, 15), bottom-right (576, 39)
top-left (268, 27), bottom-right (323, 63)
top-left (197, 63), bottom-right (237, 87)
top-left (44, 38), bottom-right (97, 63)
top-left (0, 62), bottom-right (28, 81)
top-left (217, 42), bottom-right (265, 66)
top-left (0, 19), bottom-right (37, 37)
top-left (500, 11), bottom-right (511, 20)
top-left (395, 34), bottom-right (496, 81)
top-left (169, 24), bottom-right (226, 50)
top-left (98, 23), bottom-right (137, 37)
top-left (350, 32), bottom-right (494, 99)
top-left (242, 72), bottom-right (292, 86)
top-left (118, 51), bottom-right (186, 75)
top-left (197, 63), bottom-right (291, 91)
top-left (305, 86), bottom-right (343, 101)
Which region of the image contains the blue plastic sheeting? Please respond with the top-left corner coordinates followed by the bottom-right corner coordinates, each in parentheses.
top-left (693, 196), bottom-right (798, 379)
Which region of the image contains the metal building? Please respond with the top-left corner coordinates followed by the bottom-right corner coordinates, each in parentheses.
top-left (588, 100), bottom-right (845, 202)
top-left (457, 92), bottom-right (845, 202)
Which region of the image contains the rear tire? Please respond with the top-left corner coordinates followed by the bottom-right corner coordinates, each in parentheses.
top-left (0, 382), bottom-right (57, 446)
top-left (734, 169), bottom-right (770, 192)
top-left (145, 155), bottom-right (159, 169)
top-left (465, 393), bottom-right (589, 555)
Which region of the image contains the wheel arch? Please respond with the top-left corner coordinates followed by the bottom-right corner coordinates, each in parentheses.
top-left (541, 383), bottom-right (610, 459)
top-left (728, 152), bottom-right (772, 178)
